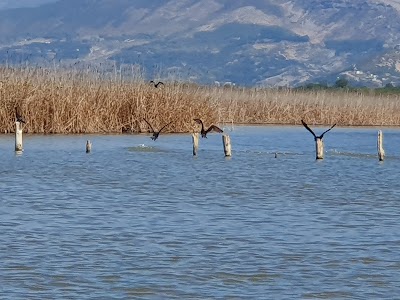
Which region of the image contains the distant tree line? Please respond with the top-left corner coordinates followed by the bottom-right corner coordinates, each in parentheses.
top-left (296, 77), bottom-right (400, 95)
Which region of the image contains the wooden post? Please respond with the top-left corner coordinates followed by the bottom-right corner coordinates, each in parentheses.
top-left (192, 133), bottom-right (199, 156)
top-left (222, 134), bottom-right (232, 157)
top-left (315, 137), bottom-right (324, 160)
top-left (15, 121), bottom-right (23, 152)
top-left (86, 140), bottom-right (92, 153)
top-left (377, 130), bottom-right (385, 161)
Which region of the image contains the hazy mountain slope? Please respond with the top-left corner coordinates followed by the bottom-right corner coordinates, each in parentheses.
top-left (0, 0), bottom-right (58, 10)
top-left (0, 0), bottom-right (400, 87)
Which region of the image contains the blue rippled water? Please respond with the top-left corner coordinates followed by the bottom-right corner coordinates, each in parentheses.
top-left (1, 126), bottom-right (400, 299)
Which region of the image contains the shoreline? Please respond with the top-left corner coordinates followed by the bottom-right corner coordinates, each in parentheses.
top-left (2, 123), bottom-right (400, 136)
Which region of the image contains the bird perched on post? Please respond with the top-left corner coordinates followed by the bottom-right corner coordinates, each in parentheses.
top-left (143, 118), bottom-right (172, 141)
top-left (301, 120), bottom-right (336, 140)
top-left (15, 107), bottom-right (26, 124)
top-left (193, 119), bottom-right (223, 138)
top-left (150, 80), bottom-right (164, 88)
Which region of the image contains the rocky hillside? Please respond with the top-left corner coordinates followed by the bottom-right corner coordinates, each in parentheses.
top-left (0, 0), bottom-right (400, 87)
top-left (0, 0), bottom-right (57, 10)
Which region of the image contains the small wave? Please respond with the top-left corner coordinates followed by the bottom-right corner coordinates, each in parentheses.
top-left (242, 149), bottom-right (302, 157)
top-left (328, 149), bottom-right (381, 159)
top-left (128, 144), bottom-right (166, 153)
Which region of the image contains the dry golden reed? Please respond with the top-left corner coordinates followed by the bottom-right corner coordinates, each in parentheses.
top-left (0, 67), bottom-right (217, 134)
top-left (211, 87), bottom-right (400, 127)
top-left (1, 66), bottom-right (400, 134)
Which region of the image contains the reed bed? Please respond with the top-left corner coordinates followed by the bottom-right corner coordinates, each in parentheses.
top-left (211, 87), bottom-right (400, 127)
top-left (1, 66), bottom-right (400, 134)
top-left (0, 67), bottom-right (217, 134)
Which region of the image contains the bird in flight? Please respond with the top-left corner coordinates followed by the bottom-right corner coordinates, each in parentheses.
top-left (301, 120), bottom-right (336, 140)
top-left (143, 118), bottom-right (172, 141)
top-left (193, 119), bottom-right (223, 138)
top-left (15, 107), bottom-right (26, 124)
top-left (150, 80), bottom-right (164, 88)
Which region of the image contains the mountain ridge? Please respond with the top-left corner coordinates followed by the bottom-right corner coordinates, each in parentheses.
top-left (1, 0), bottom-right (400, 87)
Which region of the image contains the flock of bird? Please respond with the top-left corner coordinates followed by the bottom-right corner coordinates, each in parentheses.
top-left (145, 80), bottom-right (337, 143)
top-left (12, 80), bottom-right (337, 142)
top-left (141, 118), bottom-right (336, 142)
top-left (143, 118), bottom-right (223, 141)
top-left (13, 106), bottom-right (222, 141)
top-left (13, 109), bottom-right (335, 143)
top-left (140, 80), bottom-right (225, 141)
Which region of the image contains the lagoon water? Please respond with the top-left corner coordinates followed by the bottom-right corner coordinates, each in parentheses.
top-left (1, 126), bottom-right (400, 299)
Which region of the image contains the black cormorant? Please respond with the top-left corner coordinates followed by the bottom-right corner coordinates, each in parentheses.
top-left (143, 118), bottom-right (172, 141)
top-left (193, 119), bottom-right (223, 138)
top-left (301, 120), bottom-right (336, 141)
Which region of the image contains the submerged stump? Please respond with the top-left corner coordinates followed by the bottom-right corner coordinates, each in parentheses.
top-left (192, 133), bottom-right (199, 156)
top-left (222, 134), bottom-right (232, 157)
top-left (377, 130), bottom-right (385, 161)
top-left (15, 121), bottom-right (23, 152)
top-left (315, 138), bottom-right (324, 160)
top-left (86, 140), bottom-right (92, 153)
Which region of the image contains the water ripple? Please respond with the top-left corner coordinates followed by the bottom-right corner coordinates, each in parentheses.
top-left (1, 127), bottom-right (400, 299)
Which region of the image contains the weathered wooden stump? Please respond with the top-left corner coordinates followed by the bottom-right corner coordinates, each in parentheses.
top-left (377, 130), bottom-right (385, 161)
top-left (192, 133), bottom-right (199, 156)
top-left (86, 140), bottom-right (92, 153)
top-left (222, 134), bottom-right (232, 157)
top-left (15, 121), bottom-right (23, 152)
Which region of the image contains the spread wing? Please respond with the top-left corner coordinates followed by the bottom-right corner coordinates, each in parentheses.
top-left (320, 123), bottom-right (336, 138)
top-left (301, 120), bottom-right (316, 138)
top-left (143, 118), bottom-right (154, 133)
top-left (193, 118), bottom-right (203, 125)
top-left (206, 125), bottom-right (223, 134)
top-left (158, 121), bottom-right (172, 133)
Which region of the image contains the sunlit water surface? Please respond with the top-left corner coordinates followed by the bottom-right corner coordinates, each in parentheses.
top-left (1, 126), bottom-right (400, 299)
